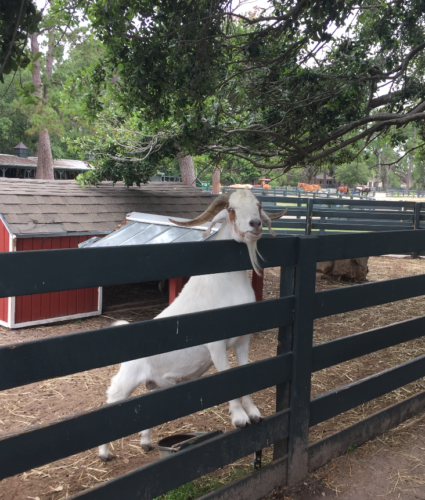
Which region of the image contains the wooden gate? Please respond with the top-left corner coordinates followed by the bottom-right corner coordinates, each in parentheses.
top-left (1, 230), bottom-right (425, 499)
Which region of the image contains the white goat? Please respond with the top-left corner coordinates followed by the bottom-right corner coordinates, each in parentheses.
top-left (99, 189), bottom-right (286, 460)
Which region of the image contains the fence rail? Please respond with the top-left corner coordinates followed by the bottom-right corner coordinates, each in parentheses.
top-left (247, 194), bottom-right (425, 258)
top-left (2, 229), bottom-right (425, 499)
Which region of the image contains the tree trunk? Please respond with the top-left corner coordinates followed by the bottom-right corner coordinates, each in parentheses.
top-left (37, 131), bottom-right (54, 179)
top-left (178, 155), bottom-right (196, 186)
top-left (212, 167), bottom-right (221, 194)
top-left (30, 32), bottom-right (54, 180)
top-left (407, 155), bottom-right (413, 188)
top-left (407, 127), bottom-right (416, 189)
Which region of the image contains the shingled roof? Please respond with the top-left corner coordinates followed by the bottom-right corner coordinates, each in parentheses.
top-left (0, 179), bottom-right (214, 236)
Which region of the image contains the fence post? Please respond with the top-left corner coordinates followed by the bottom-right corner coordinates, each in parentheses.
top-left (287, 236), bottom-right (317, 486)
top-left (305, 198), bottom-right (313, 235)
top-left (273, 265), bottom-right (295, 461)
top-left (413, 202), bottom-right (421, 259)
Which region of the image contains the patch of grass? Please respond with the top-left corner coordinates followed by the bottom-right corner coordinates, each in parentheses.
top-left (156, 458), bottom-right (273, 499)
top-left (348, 443), bottom-right (358, 452)
top-left (154, 477), bottom-right (223, 500)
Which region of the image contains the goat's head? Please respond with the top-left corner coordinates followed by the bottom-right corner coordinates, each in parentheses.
top-left (169, 190), bottom-right (286, 273)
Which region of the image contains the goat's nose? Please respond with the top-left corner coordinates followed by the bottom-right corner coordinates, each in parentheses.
top-left (249, 218), bottom-right (262, 229)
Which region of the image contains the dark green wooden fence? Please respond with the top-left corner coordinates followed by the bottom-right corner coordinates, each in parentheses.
top-left (1, 230), bottom-right (425, 499)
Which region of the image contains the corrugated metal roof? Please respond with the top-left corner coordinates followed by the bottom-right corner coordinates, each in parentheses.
top-left (79, 212), bottom-right (219, 248)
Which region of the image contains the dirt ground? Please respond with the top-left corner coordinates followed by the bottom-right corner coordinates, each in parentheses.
top-left (1, 256), bottom-right (425, 499)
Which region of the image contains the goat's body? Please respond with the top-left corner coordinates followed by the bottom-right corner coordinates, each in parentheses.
top-left (112, 271), bottom-right (254, 391)
top-left (99, 211), bottom-right (262, 460)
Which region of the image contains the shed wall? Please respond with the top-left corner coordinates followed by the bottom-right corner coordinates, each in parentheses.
top-left (15, 235), bottom-right (99, 324)
top-left (0, 220), bottom-right (9, 323)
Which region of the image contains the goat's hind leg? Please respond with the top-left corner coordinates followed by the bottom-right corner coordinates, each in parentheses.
top-left (98, 360), bottom-right (149, 461)
top-left (235, 336), bottom-right (262, 424)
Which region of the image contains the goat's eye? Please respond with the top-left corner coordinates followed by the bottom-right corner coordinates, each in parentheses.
top-left (228, 207), bottom-right (235, 213)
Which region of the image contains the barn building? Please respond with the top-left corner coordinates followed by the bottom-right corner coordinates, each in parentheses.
top-left (0, 143), bottom-right (92, 180)
top-left (0, 179), bottom-right (213, 328)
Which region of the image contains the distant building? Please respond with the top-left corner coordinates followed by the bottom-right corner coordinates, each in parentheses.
top-left (313, 173), bottom-right (339, 186)
top-left (0, 142), bottom-right (92, 180)
top-left (150, 171), bottom-right (182, 182)
top-left (367, 176), bottom-right (382, 188)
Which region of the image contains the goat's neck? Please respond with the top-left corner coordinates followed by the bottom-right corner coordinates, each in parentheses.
top-left (214, 220), bottom-right (250, 280)
top-left (215, 220), bottom-right (233, 241)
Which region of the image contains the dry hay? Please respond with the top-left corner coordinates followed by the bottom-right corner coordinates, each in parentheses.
top-left (1, 256), bottom-right (425, 499)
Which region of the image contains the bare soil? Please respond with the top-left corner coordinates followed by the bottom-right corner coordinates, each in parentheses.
top-left (1, 256), bottom-right (425, 499)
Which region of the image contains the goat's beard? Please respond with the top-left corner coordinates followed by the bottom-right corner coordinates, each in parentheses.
top-left (247, 239), bottom-right (264, 275)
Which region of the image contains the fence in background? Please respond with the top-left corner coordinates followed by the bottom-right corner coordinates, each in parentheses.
top-left (1, 231), bottom-right (425, 499)
top-left (221, 186), bottom-right (371, 199)
top-left (386, 188), bottom-right (425, 197)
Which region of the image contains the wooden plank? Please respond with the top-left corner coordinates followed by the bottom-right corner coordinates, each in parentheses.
top-left (309, 354), bottom-right (425, 427)
top-left (312, 315), bottom-right (425, 372)
top-left (312, 209), bottom-right (413, 220)
top-left (305, 199), bottom-right (313, 235)
top-left (68, 236), bottom-right (80, 315)
top-left (287, 237), bottom-right (317, 485)
top-left (266, 208), bottom-right (308, 217)
top-left (30, 238), bottom-right (43, 321)
top-left (315, 274), bottom-right (425, 318)
top-left (313, 222), bottom-right (412, 232)
top-left (21, 238), bottom-right (33, 323)
top-left (317, 230), bottom-right (425, 261)
top-left (77, 288), bottom-right (86, 314)
top-left (0, 296), bottom-right (294, 390)
top-left (0, 238), bottom-right (299, 298)
top-left (0, 355), bottom-right (292, 479)
top-left (41, 237), bottom-right (53, 319)
top-left (50, 237), bottom-right (61, 317)
top-left (199, 457), bottom-right (288, 500)
top-left (59, 237), bottom-right (70, 316)
top-left (413, 203), bottom-right (421, 258)
top-left (270, 221), bottom-right (307, 229)
top-left (0, 221), bottom-right (9, 323)
top-left (71, 410), bottom-right (289, 500)
top-left (273, 266), bottom-right (294, 461)
top-left (255, 195), bottom-right (415, 209)
top-left (308, 390), bottom-right (425, 471)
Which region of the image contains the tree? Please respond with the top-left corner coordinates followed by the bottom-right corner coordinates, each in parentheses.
top-left (13, 11), bottom-right (105, 174)
top-left (29, 30), bottom-right (54, 178)
top-left (0, 0), bottom-right (41, 82)
top-left (75, 0), bottom-right (425, 178)
top-left (335, 162), bottom-right (370, 186)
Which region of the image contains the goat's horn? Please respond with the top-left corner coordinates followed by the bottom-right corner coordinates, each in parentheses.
top-left (169, 193), bottom-right (231, 227)
top-left (264, 208), bottom-right (287, 220)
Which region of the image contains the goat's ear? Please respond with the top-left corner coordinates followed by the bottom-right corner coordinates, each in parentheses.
top-left (260, 209), bottom-right (276, 237)
top-left (202, 209), bottom-right (227, 238)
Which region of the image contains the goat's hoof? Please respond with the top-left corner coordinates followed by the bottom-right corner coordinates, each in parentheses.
top-left (142, 444), bottom-right (153, 452)
top-left (249, 414), bottom-right (262, 424)
top-left (99, 453), bottom-right (114, 462)
top-left (234, 418), bottom-right (251, 428)
top-left (98, 444), bottom-right (112, 462)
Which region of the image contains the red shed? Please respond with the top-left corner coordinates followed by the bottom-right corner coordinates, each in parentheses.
top-left (0, 179), bottom-right (214, 328)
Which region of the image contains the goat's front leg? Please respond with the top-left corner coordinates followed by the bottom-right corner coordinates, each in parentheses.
top-left (235, 336), bottom-right (262, 424)
top-left (207, 341), bottom-right (251, 428)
